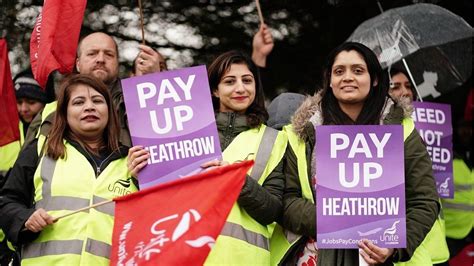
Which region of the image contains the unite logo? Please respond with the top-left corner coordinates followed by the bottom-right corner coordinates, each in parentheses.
top-left (438, 177), bottom-right (451, 196)
top-left (108, 177), bottom-right (135, 196)
top-left (379, 220), bottom-right (400, 244)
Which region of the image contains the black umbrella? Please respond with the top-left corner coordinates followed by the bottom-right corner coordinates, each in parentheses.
top-left (348, 3), bottom-right (473, 100)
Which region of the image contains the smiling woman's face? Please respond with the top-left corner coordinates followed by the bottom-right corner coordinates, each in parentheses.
top-left (67, 84), bottom-right (109, 140)
top-left (213, 63), bottom-right (256, 113)
top-left (330, 50), bottom-right (373, 106)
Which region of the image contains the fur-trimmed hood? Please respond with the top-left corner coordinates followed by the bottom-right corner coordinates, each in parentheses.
top-left (290, 91), bottom-right (413, 141)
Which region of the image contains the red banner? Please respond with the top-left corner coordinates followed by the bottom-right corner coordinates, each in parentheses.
top-left (0, 39), bottom-right (20, 146)
top-left (110, 161), bottom-right (252, 266)
top-left (30, 0), bottom-right (87, 88)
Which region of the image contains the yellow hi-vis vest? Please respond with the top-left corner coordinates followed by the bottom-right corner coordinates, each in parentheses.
top-left (0, 121), bottom-right (24, 177)
top-left (441, 158), bottom-right (474, 239)
top-left (21, 141), bottom-right (138, 266)
top-left (35, 101), bottom-right (57, 156)
top-left (272, 119), bottom-right (444, 265)
top-left (0, 121), bottom-right (24, 252)
top-left (270, 124), bottom-right (312, 265)
top-left (205, 125), bottom-right (287, 265)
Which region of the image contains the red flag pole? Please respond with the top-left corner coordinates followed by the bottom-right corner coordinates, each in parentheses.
top-left (21, 199), bottom-right (114, 232)
top-left (255, 0), bottom-right (264, 25)
top-left (138, 0), bottom-right (146, 45)
top-left (53, 199), bottom-right (114, 222)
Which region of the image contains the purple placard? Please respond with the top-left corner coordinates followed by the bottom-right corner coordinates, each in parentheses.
top-left (316, 125), bottom-right (406, 249)
top-left (121, 65), bottom-right (222, 188)
top-left (412, 102), bottom-right (453, 198)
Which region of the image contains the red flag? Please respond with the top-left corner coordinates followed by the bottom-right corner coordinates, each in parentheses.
top-left (110, 161), bottom-right (252, 266)
top-left (449, 243), bottom-right (473, 266)
top-left (0, 39), bottom-right (20, 146)
top-left (30, 0), bottom-right (87, 88)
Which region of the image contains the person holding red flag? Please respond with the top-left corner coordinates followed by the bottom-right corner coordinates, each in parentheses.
top-left (0, 74), bottom-right (138, 265)
top-left (128, 50), bottom-right (288, 265)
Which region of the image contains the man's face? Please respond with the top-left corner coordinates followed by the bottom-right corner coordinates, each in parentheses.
top-left (76, 33), bottom-right (119, 85)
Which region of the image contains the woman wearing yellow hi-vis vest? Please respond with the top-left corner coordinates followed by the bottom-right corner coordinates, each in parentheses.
top-left (0, 75), bottom-right (138, 265)
top-left (130, 50), bottom-right (287, 265)
top-left (204, 51), bottom-right (288, 265)
top-left (275, 42), bottom-right (439, 265)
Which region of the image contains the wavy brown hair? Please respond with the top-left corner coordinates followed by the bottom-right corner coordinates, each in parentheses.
top-left (208, 50), bottom-right (268, 128)
top-left (46, 74), bottom-right (120, 160)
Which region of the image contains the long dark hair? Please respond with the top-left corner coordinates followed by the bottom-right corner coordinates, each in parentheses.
top-left (208, 50), bottom-right (268, 128)
top-left (47, 74), bottom-right (120, 160)
top-left (321, 42), bottom-right (388, 125)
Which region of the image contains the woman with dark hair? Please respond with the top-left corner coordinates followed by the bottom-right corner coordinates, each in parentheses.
top-left (204, 50), bottom-right (287, 265)
top-left (128, 50), bottom-right (287, 265)
top-left (278, 42), bottom-right (439, 265)
top-left (389, 67), bottom-right (415, 101)
top-left (0, 74), bottom-right (138, 265)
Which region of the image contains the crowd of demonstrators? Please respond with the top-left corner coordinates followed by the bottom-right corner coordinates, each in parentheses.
top-left (0, 74), bottom-right (138, 265)
top-left (0, 20), bottom-right (468, 265)
top-left (278, 42), bottom-right (439, 265)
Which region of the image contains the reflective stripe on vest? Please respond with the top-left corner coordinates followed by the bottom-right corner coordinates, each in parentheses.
top-left (23, 240), bottom-right (83, 258)
top-left (36, 101), bottom-right (57, 139)
top-left (455, 184), bottom-right (473, 192)
top-left (85, 238), bottom-right (112, 258)
top-left (220, 222), bottom-right (269, 250)
top-left (22, 141), bottom-right (137, 265)
top-left (35, 102), bottom-right (57, 156)
top-left (93, 195), bottom-right (115, 216)
top-left (442, 202), bottom-right (474, 212)
top-left (271, 125), bottom-right (309, 265)
top-left (35, 157), bottom-right (116, 217)
top-left (22, 238), bottom-right (111, 259)
top-left (249, 126), bottom-right (279, 180)
top-left (205, 125), bottom-right (287, 265)
top-left (273, 120), bottom-right (416, 265)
